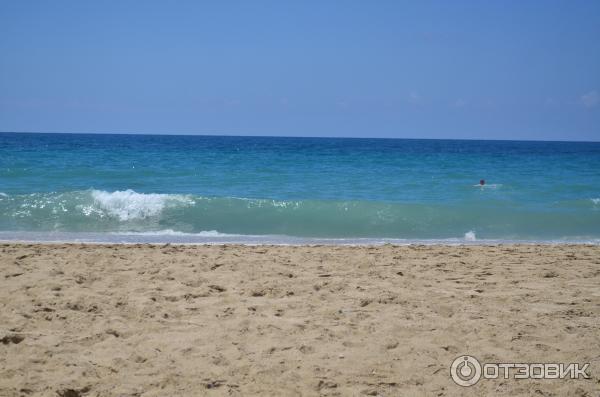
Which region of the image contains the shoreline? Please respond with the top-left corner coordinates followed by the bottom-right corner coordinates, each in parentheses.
top-left (1, 243), bottom-right (599, 395)
top-left (2, 241), bottom-right (600, 247)
top-left (1, 231), bottom-right (599, 246)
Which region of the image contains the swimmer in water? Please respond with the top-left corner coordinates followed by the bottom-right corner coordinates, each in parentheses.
top-left (479, 179), bottom-right (485, 186)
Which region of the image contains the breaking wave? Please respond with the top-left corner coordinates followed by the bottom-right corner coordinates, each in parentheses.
top-left (1, 189), bottom-right (600, 240)
top-left (86, 189), bottom-right (194, 220)
top-left (464, 231), bottom-right (477, 241)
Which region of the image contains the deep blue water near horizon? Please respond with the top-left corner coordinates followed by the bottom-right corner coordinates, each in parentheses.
top-left (1, 132), bottom-right (600, 243)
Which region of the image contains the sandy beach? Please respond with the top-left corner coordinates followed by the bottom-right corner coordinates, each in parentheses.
top-left (1, 243), bottom-right (599, 396)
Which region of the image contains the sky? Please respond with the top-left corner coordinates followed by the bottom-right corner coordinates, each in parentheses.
top-left (0, 1), bottom-right (599, 141)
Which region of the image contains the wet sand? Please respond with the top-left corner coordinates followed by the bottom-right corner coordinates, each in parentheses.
top-left (1, 243), bottom-right (599, 396)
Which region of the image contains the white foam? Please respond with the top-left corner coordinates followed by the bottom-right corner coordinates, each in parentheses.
top-left (0, 192), bottom-right (7, 197)
top-left (473, 184), bottom-right (502, 189)
top-left (194, 230), bottom-right (233, 237)
top-left (464, 231), bottom-right (477, 241)
top-left (114, 229), bottom-right (232, 237)
top-left (591, 198), bottom-right (600, 205)
top-left (88, 190), bottom-right (194, 221)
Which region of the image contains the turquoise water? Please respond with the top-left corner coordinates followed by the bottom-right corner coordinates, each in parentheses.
top-left (1, 132), bottom-right (599, 243)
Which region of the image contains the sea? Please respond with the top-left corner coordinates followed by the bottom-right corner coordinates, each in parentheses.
top-left (1, 132), bottom-right (599, 244)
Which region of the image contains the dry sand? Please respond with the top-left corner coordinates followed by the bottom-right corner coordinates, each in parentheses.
top-left (1, 243), bottom-right (599, 396)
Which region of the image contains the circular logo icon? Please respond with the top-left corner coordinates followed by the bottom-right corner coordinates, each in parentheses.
top-left (450, 355), bottom-right (482, 386)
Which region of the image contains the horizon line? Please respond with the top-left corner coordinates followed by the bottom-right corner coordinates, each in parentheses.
top-left (1, 130), bottom-right (598, 144)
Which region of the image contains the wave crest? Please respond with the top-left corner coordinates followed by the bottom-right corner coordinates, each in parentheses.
top-left (87, 189), bottom-right (194, 221)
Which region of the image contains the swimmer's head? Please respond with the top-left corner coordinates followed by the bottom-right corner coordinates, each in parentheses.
top-left (479, 179), bottom-right (485, 185)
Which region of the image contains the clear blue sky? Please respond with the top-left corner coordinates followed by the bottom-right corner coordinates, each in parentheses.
top-left (1, 1), bottom-right (599, 140)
